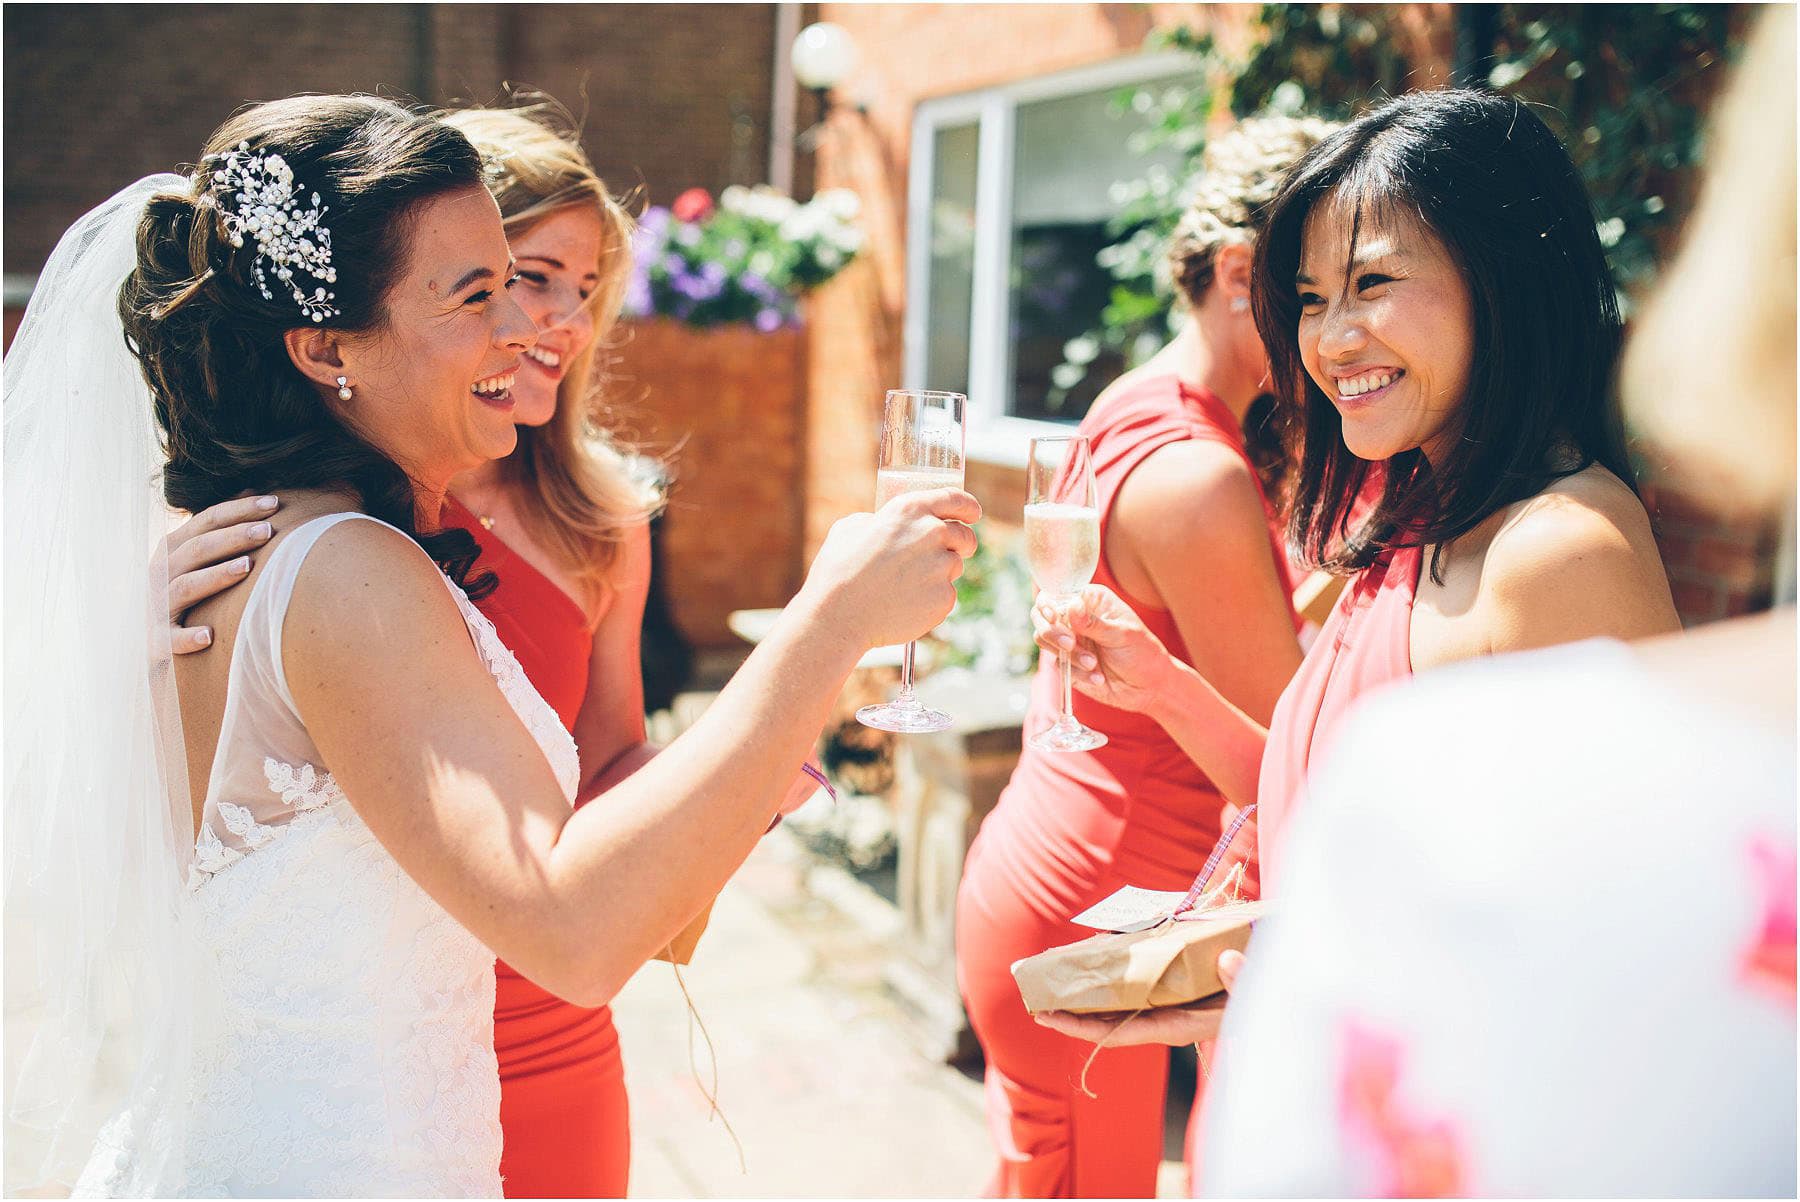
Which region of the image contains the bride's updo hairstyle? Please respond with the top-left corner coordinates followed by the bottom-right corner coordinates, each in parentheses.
top-left (1251, 89), bottom-right (1633, 582)
top-left (120, 93), bottom-right (494, 593)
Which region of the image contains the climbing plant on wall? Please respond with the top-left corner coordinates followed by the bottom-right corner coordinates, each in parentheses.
top-left (1061, 4), bottom-right (1745, 403)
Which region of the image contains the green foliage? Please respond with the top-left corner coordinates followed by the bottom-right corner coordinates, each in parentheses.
top-left (926, 523), bottom-right (1038, 677)
top-left (1073, 3), bottom-right (1741, 380)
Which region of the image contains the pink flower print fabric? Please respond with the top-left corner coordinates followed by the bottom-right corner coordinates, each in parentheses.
top-left (1741, 833), bottom-right (1797, 1008)
top-left (1336, 1019), bottom-right (1466, 1198)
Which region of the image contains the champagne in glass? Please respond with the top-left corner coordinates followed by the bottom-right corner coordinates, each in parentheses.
top-left (1025, 435), bottom-right (1107, 753)
top-left (855, 389), bottom-right (967, 734)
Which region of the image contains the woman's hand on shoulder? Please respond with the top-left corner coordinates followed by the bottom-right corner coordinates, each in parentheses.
top-left (797, 488), bottom-right (982, 651)
top-left (162, 494), bottom-right (281, 653)
top-left (1033, 583), bottom-right (1181, 715)
top-left (1482, 469), bottom-right (1680, 654)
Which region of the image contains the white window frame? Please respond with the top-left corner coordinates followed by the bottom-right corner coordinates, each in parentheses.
top-left (904, 51), bottom-right (1194, 468)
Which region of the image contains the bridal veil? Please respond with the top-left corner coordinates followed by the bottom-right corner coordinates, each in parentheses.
top-left (4, 174), bottom-right (203, 1194)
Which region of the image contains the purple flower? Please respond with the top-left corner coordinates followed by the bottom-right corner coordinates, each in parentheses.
top-left (660, 252), bottom-right (686, 275)
top-left (754, 307), bottom-right (785, 332)
top-left (639, 206), bottom-right (672, 236)
top-left (675, 223), bottom-right (701, 248)
top-left (698, 260), bottom-right (727, 287)
top-left (741, 271), bottom-right (778, 302)
top-left (623, 267), bottom-right (652, 318)
top-left (671, 267), bottom-right (725, 303)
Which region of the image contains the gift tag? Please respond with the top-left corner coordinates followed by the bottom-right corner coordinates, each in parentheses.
top-left (1071, 886), bottom-right (1189, 933)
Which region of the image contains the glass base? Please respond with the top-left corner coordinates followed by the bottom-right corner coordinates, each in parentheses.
top-left (1029, 718), bottom-right (1107, 753)
top-left (856, 699), bottom-right (954, 734)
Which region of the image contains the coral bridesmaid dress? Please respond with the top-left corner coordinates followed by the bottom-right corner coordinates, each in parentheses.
top-left (444, 497), bottom-right (631, 1199)
top-left (955, 375), bottom-right (1296, 1198)
top-left (1184, 541), bottom-right (1421, 1183)
top-left (1256, 542), bottom-right (1420, 887)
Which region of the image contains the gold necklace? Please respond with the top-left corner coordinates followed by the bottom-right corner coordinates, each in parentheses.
top-left (452, 488), bottom-right (500, 532)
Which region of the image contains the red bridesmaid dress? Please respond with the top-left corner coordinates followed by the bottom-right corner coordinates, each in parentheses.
top-left (954, 375), bottom-right (1297, 1198)
top-left (443, 496), bottom-right (631, 1199)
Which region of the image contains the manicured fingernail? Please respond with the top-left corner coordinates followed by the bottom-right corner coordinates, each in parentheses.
top-left (195, 628), bottom-right (211, 647)
top-left (1088, 673), bottom-right (1104, 685)
top-left (255, 495), bottom-right (279, 511)
top-left (250, 522), bottom-right (272, 540)
top-left (1078, 654), bottom-right (1096, 669)
top-left (232, 556), bottom-right (251, 574)
top-left (1056, 634), bottom-right (1073, 649)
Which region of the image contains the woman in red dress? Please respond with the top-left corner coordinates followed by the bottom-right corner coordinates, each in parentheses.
top-left (953, 116), bottom-right (1332, 1199)
top-left (435, 102), bottom-right (661, 1200)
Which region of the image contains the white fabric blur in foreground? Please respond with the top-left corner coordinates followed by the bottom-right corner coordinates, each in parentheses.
top-left (1201, 637), bottom-right (1795, 1197)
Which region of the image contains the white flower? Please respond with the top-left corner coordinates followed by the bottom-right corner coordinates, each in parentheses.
top-left (1062, 335), bottom-right (1100, 366)
top-left (815, 188), bottom-right (860, 221)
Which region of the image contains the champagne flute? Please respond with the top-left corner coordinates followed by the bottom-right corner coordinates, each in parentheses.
top-left (1025, 435), bottom-right (1107, 753)
top-left (855, 389), bottom-right (967, 734)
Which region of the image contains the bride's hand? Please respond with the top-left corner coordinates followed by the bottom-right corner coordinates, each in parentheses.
top-left (800, 488), bottom-right (982, 650)
top-left (1033, 584), bottom-right (1180, 715)
top-left (1033, 949), bottom-right (1245, 1046)
top-left (161, 495), bottom-right (280, 653)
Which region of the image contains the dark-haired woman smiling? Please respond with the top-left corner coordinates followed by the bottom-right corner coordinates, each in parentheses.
top-left (1032, 88), bottom-right (1678, 895)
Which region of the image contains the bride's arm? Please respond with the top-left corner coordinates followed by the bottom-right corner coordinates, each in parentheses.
top-left (286, 491), bottom-right (977, 1006)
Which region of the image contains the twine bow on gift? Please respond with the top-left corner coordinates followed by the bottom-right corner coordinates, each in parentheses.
top-left (1073, 803), bottom-right (1258, 1098)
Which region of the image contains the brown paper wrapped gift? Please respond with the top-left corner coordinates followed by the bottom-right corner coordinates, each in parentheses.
top-left (1010, 901), bottom-right (1263, 1014)
top-left (655, 898), bottom-right (715, 966)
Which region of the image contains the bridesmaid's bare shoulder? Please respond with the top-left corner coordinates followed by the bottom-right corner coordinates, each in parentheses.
top-left (1478, 464), bottom-right (1679, 653)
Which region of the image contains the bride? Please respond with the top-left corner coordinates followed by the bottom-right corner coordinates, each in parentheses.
top-left (4, 94), bottom-right (978, 1196)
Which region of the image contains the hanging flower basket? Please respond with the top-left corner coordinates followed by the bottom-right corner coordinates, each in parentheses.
top-left (624, 185), bottom-right (864, 331)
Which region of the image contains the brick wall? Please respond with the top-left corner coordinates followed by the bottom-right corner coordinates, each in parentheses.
top-left (4, 3), bottom-right (782, 272)
top-left (1645, 482), bottom-right (1787, 625)
top-left (606, 318), bottom-right (806, 648)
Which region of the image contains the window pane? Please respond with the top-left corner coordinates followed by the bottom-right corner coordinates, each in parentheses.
top-left (924, 121), bottom-right (979, 397)
top-left (1007, 80), bottom-right (1185, 424)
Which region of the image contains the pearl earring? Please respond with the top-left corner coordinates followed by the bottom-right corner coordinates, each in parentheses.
top-left (336, 375), bottom-right (353, 401)
top-left (1230, 296), bottom-right (1250, 314)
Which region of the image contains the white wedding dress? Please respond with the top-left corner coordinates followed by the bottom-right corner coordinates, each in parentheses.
top-left (74, 512), bottom-right (580, 1197)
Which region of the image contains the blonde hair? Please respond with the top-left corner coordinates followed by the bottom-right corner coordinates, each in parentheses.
top-left (1166, 114), bottom-right (1339, 307)
top-left (1621, 7), bottom-right (1796, 515)
top-left (441, 99), bottom-right (663, 598)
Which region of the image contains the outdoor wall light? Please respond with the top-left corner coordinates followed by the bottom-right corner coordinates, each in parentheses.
top-left (791, 22), bottom-right (864, 152)
top-left (791, 21), bottom-right (857, 92)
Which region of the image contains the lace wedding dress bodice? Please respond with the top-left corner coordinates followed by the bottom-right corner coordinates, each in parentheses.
top-left (76, 513), bottom-right (579, 1198)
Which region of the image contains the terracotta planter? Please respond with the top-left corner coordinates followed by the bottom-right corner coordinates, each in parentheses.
top-left (608, 317), bottom-right (806, 649)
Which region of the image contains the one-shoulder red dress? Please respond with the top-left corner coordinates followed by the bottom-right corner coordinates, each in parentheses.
top-left (954, 375), bottom-right (1297, 1198)
top-left (443, 496), bottom-right (631, 1199)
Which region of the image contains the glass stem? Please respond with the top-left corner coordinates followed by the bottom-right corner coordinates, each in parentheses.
top-left (898, 640), bottom-right (917, 703)
top-left (1060, 646), bottom-right (1074, 726)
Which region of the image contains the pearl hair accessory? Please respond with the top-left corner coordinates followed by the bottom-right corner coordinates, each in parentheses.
top-left (210, 141), bottom-right (340, 323)
top-left (335, 375), bottom-right (352, 401)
